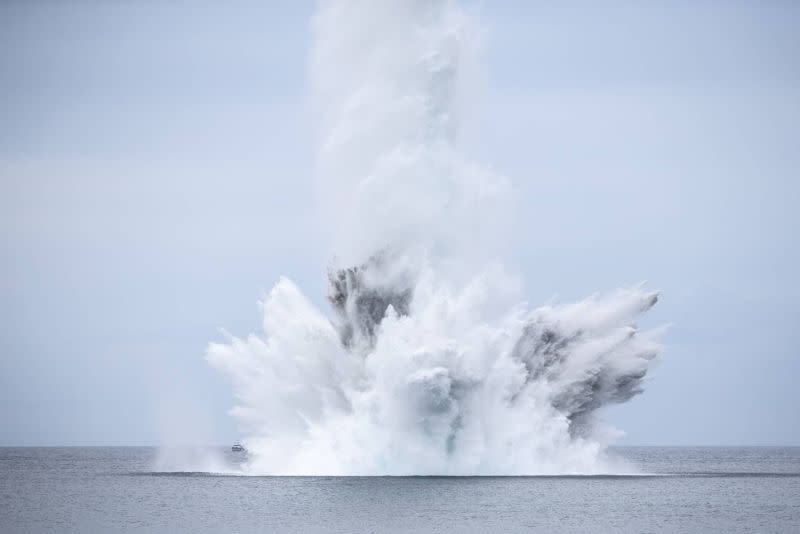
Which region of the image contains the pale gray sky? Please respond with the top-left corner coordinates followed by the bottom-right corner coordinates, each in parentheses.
top-left (1, 0), bottom-right (798, 446)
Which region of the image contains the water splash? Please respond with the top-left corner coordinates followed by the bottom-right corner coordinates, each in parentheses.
top-left (207, 0), bottom-right (663, 475)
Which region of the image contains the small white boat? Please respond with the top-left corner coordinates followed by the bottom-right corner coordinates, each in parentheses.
top-left (231, 441), bottom-right (245, 452)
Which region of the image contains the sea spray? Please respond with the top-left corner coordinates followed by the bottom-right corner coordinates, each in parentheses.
top-left (207, 0), bottom-right (663, 475)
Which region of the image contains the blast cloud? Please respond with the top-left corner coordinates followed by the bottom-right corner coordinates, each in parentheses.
top-left (206, 0), bottom-right (663, 475)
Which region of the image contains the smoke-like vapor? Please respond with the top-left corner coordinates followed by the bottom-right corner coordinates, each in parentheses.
top-left (207, 0), bottom-right (663, 475)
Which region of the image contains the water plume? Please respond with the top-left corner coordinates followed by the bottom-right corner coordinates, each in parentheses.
top-left (207, 0), bottom-right (663, 475)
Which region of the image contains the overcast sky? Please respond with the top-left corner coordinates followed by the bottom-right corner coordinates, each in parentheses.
top-left (1, 0), bottom-right (798, 446)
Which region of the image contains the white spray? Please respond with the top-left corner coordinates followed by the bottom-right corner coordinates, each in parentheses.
top-left (207, 0), bottom-right (663, 475)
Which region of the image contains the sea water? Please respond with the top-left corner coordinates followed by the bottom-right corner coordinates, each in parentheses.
top-left (1, 446), bottom-right (799, 533)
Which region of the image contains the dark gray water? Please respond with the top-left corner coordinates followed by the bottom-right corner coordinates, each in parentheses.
top-left (1, 447), bottom-right (799, 533)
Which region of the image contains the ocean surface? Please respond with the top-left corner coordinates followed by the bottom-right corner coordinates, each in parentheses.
top-left (1, 446), bottom-right (799, 533)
